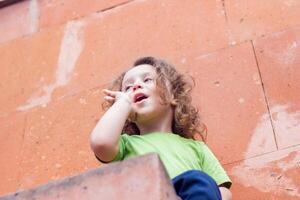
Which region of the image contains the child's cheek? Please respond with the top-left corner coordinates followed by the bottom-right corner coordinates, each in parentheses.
top-left (128, 93), bottom-right (134, 104)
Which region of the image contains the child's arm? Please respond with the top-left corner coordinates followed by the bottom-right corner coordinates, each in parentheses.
top-left (219, 187), bottom-right (232, 200)
top-left (90, 89), bottom-right (132, 162)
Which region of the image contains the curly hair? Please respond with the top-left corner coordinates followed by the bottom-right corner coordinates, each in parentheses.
top-left (102, 57), bottom-right (207, 141)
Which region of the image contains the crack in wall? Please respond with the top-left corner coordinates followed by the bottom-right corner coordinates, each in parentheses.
top-left (221, 0), bottom-right (228, 22)
top-left (251, 40), bottom-right (279, 150)
top-left (100, 0), bottom-right (135, 13)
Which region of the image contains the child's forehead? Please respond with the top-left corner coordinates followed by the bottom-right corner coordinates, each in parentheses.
top-left (122, 64), bottom-right (157, 84)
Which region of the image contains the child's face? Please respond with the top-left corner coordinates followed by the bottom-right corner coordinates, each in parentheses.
top-left (121, 64), bottom-right (173, 123)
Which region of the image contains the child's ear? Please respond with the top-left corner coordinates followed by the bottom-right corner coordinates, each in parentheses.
top-left (171, 99), bottom-right (177, 106)
top-left (170, 94), bottom-right (177, 106)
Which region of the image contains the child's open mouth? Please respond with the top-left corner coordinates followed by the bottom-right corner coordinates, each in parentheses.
top-left (134, 93), bottom-right (148, 104)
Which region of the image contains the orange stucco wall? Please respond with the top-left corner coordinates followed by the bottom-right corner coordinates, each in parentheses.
top-left (0, 0), bottom-right (299, 199)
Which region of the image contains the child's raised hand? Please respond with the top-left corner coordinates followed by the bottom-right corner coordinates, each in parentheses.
top-left (102, 89), bottom-right (131, 105)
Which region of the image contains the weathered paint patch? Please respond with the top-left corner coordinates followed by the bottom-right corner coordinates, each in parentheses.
top-left (244, 111), bottom-right (276, 158)
top-left (17, 20), bottom-right (85, 111)
top-left (265, 40), bottom-right (299, 65)
top-left (284, 0), bottom-right (299, 7)
top-left (231, 148), bottom-right (300, 197)
top-left (280, 41), bottom-right (298, 65)
top-left (56, 21), bottom-right (85, 86)
top-left (29, 0), bottom-right (39, 34)
top-left (271, 104), bottom-right (300, 147)
top-left (231, 104), bottom-right (300, 197)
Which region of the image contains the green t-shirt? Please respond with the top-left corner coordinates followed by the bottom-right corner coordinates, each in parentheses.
top-left (111, 132), bottom-right (231, 186)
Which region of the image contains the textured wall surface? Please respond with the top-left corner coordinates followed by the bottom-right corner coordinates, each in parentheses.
top-left (0, 0), bottom-right (299, 199)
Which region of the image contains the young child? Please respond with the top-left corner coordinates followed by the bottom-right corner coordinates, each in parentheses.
top-left (90, 57), bottom-right (232, 200)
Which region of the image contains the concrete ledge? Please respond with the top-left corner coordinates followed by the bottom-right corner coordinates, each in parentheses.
top-left (0, 153), bottom-right (179, 200)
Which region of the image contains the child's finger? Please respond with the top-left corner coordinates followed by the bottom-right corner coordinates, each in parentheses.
top-left (102, 89), bottom-right (117, 97)
top-left (104, 96), bottom-right (115, 102)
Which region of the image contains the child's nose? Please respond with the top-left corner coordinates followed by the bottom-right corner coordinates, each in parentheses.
top-left (133, 84), bottom-right (142, 91)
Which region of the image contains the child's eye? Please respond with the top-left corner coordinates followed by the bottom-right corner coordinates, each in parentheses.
top-left (125, 85), bottom-right (132, 91)
top-left (144, 78), bottom-right (153, 82)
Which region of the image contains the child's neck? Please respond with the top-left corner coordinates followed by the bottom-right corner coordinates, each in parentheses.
top-left (137, 109), bottom-right (173, 135)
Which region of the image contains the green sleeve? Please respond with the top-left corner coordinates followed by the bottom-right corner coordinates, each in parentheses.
top-left (111, 134), bottom-right (127, 161)
top-left (198, 143), bottom-right (232, 187)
